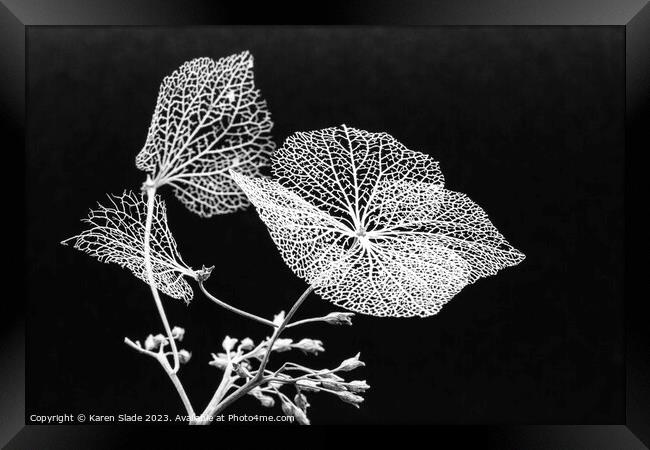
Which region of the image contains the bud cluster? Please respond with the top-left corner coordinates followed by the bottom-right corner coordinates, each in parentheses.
top-left (138, 326), bottom-right (192, 364)
top-left (204, 313), bottom-right (368, 425)
top-left (249, 352), bottom-right (369, 424)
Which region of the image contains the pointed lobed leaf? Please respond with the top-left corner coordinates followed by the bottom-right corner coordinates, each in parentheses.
top-left (62, 191), bottom-right (194, 303)
top-left (136, 52), bottom-right (274, 217)
top-left (233, 125), bottom-right (525, 317)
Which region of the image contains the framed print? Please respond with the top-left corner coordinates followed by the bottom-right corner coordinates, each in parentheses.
top-left (2, 0), bottom-right (648, 447)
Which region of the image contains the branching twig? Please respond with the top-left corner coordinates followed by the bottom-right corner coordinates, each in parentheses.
top-left (124, 337), bottom-right (195, 417)
top-left (191, 285), bottom-right (314, 425)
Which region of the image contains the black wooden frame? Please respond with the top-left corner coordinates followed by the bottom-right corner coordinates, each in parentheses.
top-left (2, 1), bottom-right (647, 447)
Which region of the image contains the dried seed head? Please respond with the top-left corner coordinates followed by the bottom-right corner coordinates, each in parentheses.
top-left (337, 391), bottom-right (364, 408)
top-left (338, 353), bottom-right (365, 372)
top-left (347, 380), bottom-right (370, 393)
top-left (294, 338), bottom-right (325, 355)
top-left (323, 312), bottom-right (355, 326)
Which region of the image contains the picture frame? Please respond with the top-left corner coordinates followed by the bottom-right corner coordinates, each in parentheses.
top-left (2, 0), bottom-right (647, 447)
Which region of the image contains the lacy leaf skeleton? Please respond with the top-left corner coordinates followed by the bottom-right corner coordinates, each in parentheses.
top-left (63, 51), bottom-right (525, 425)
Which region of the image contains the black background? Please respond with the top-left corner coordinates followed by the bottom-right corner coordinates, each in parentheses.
top-left (26, 27), bottom-right (624, 424)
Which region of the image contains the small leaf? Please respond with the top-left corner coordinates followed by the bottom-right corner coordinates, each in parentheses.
top-left (62, 191), bottom-right (194, 303)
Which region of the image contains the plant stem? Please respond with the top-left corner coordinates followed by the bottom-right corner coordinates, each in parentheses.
top-left (167, 366), bottom-right (195, 418)
top-left (191, 285), bottom-right (315, 425)
top-left (188, 363), bottom-right (235, 425)
top-left (143, 184), bottom-right (180, 373)
top-left (286, 316), bottom-right (329, 328)
top-left (198, 281), bottom-right (277, 328)
top-left (124, 337), bottom-right (194, 417)
top-left (256, 285), bottom-right (314, 375)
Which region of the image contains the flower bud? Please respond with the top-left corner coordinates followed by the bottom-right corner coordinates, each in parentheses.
top-left (294, 338), bottom-right (325, 355)
top-left (144, 334), bottom-right (157, 351)
top-left (153, 334), bottom-right (167, 346)
top-left (337, 391), bottom-right (364, 408)
top-left (296, 379), bottom-right (320, 392)
top-left (195, 265), bottom-right (214, 282)
top-left (273, 311), bottom-right (285, 326)
top-left (171, 326), bottom-right (185, 342)
top-left (272, 338), bottom-right (293, 353)
top-left (294, 393), bottom-right (310, 412)
top-left (337, 353), bottom-right (365, 372)
top-left (240, 337), bottom-right (255, 351)
top-left (178, 349), bottom-right (192, 364)
top-left (347, 380), bottom-right (370, 393)
top-left (260, 395), bottom-right (274, 408)
top-left (208, 352), bottom-right (229, 370)
top-left (293, 406), bottom-right (310, 425)
top-left (320, 380), bottom-right (346, 392)
top-left (323, 312), bottom-right (355, 326)
top-left (222, 336), bottom-right (238, 352)
top-left (281, 400), bottom-right (293, 417)
top-left (281, 399), bottom-right (310, 425)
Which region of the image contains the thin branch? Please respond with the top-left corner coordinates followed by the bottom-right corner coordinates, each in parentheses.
top-left (191, 285), bottom-right (315, 425)
top-left (168, 368), bottom-right (195, 418)
top-left (198, 281), bottom-right (277, 328)
top-left (124, 337), bottom-right (195, 418)
top-left (124, 337), bottom-right (156, 357)
top-left (286, 316), bottom-right (330, 328)
top-left (143, 183), bottom-right (180, 373)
